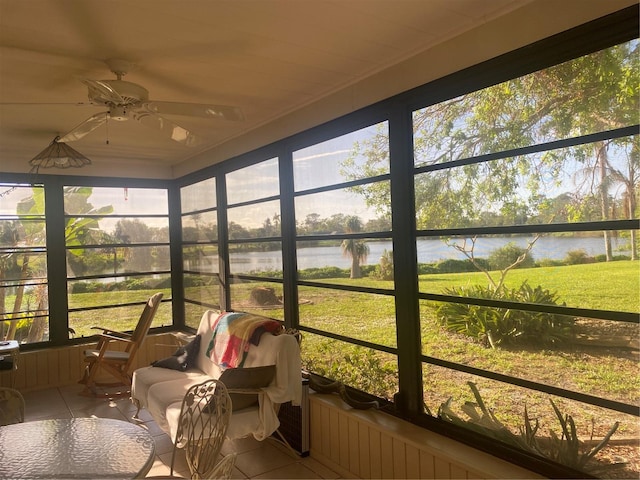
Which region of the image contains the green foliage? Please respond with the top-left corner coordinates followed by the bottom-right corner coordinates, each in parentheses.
top-left (487, 242), bottom-right (535, 270)
top-left (435, 258), bottom-right (490, 273)
top-left (436, 282), bottom-right (575, 348)
top-left (438, 382), bottom-right (624, 475)
top-left (303, 342), bottom-right (397, 400)
top-left (564, 249), bottom-right (592, 265)
top-left (373, 249), bottom-right (394, 280)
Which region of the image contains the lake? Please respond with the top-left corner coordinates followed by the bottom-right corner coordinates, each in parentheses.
top-left (228, 235), bottom-right (631, 274)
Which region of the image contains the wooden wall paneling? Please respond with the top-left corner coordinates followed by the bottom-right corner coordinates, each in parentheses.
top-left (338, 410), bottom-right (350, 469)
top-left (434, 457), bottom-right (450, 479)
top-left (23, 353), bottom-right (37, 389)
top-left (450, 463), bottom-right (469, 479)
top-left (405, 443), bottom-right (421, 479)
top-left (329, 407), bottom-right (341, 465)
top-left (419, 449), bottom-right (436, 478)
top-left (310, 397), bottom-right (323, 453)
top-left (46, 349), bottom-right (59, 387)
top-left (358, 422), bottom-right (371, 479)
top-left (348, 417), bottom-right (360, 476)
top-left (380, 433), bottom-right (394, 478)
top-left (392, 437), bottom-right (407, 479)
top-left (321, 403), bottom-right (332, 457)
top-left (368, 427), bottom-right (382, 478)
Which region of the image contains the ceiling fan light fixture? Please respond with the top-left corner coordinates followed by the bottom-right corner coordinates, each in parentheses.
top-left (29, 136), bottom-right (92, 170)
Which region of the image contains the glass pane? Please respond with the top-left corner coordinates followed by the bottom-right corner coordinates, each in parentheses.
top-left (298, 286), bottom-right (396, 348)
top-left (0, 185), bottom-right (45, 215)
top-left (295, 182), bottom-right (391, 236)
top-left (67, 245), bottom-right (171, 277)
top-left (185, 302), bottom-right (216, 330)
top-left (227, 200), bottom-right (281, 239)
top-left (293, 122), bottom-right (389, 191)
top-left (302, 332), bottom-right (398, 401)
top-left (184, 273), bottom-right (221, 309)
top-left (181, 178), bottom-right (216, 213)
top-left (0, 220), bottom-right (46, 247)
top-left (296, 238), bottom-right (395, 287)
top-left (183, 245), bottom-right (218, 273)
top-left (414, 139), bottom-right (639, 230)
top-left (413, 41), bottom-right (638, 168)
top-left (421, 300), bottom-right (638, 408)
top-left (182, 211), bottom-right (217, 242)
top-left (63, 186), bottom-right (168, 215)
top-left (229, 278), bottom-right (284, 319)
top-left (423, 364), bottom-right (638, 478)
top-left (417, 232), bottom-right (639, 313)
top-left (0, 282), bottom-right (48, 343)
top-left (229, 242), bottom-right (282, 275)
top-left (65, 217), bottom-right (169, 245)
top-left (0, 252), bottom-right (47, 281)
top-left (69, 300), bottom-right (172, 338)
top-left (226, 157), bottom-right (279, 205)
top-left (68, 276), bottom-right (171, 308)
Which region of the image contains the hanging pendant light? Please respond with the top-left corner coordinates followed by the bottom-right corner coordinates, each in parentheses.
top-left (29, 136), bottom-right (92, 171)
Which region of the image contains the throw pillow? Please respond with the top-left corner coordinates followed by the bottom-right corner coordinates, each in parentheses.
top-left (206, 365), bottom-right (276, 413)
top-left (151, 334), bottom-right (201, 371)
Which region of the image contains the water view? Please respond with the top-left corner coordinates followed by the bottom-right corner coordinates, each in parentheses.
top-left (228, 236), bottom-right (630, 274)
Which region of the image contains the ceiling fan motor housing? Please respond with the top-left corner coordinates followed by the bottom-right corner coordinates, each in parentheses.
top-left (89, 80), bottom-right (149, 106)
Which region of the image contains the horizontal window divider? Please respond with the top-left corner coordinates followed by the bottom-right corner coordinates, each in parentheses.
top-left (69, 270), bottom-right (171, 281)
top-left (0, 216), bottom-right (44, 221)
top-left (297, 231), bottom-right (391, 241)
top-left (294, 173), bottom-right (390, 197)
top-left (184, 299), bottom-right (222, 310)
top-left (229, 274), bottom-right (283, 283)
top-left (64, 213), bottom-right (169, 219)
top-left (0, 247), bottom-right (47, 254)
top-left (0, 311), bottom-right (48, 322)
top-left (182, 241), bottom-right (219, 246)
top-left (297, 280), bottom-right (394, 296)
top-left (181, 207), bottom-right (217, 216)
top-left (417, 219), bottom-right (639, 237)
top-left (415, 125), bottom-right (639, 174)
top-left (227, 194), bottom-right (280, 209)
top-left (298, 325), bottom-right (398, 355)
top-left (183, 270), bottom-right (220, 277)
top-left (421, 353), bottom-right (638, 417)
top-left (419, 291), bottom-right (639, 323)
top-left (68, 297), bottom-right (169, 314)
top-left (66, 242), bottom-right (170, 250)
top-left (0, 280), bottom-right (48, 288)
top-left (228, 236), bottom-right (282, 244)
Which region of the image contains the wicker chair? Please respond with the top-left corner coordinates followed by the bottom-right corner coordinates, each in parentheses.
top-left (0, 387), bottom-right (25, 426)
top-left (170, 379), bottom-right (232, 479)
top-left (208, 453), bottom-right (237, 479)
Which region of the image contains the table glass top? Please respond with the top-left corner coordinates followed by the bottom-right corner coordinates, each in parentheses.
top-left (0, 417), bottom-right (155, 479)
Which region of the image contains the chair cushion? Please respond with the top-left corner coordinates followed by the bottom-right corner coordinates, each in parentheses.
top-left (151, 335), bottom-right (201, 371)
top-left (215, 365), bottom-right (276, 412)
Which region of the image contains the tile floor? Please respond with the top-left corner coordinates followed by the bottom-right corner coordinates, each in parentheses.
top-left (21, 384), bottom-right (340, 479)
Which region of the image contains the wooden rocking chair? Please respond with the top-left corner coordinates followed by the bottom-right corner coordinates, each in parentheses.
top-left (79, 292), bottom-right (163, 397)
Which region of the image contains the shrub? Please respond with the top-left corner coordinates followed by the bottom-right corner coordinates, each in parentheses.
top-left (436, 282), bottom-right (575, 348)
top-left (436, 258), bottom-right (490, 273)
top-left (564, 249), bottom-right (592, 265)
top-left (487, 242), bottom-right (535, 270)
top-left (373, 249), bottom-right (394, 280)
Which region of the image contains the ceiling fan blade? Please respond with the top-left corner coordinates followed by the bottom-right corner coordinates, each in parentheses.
top-left (143, 101), bottom-right (244, 122)
top-left (77, 77), bottom-right (125, 105)
top-left (131, 111), bottom-right (207, 147)
top-left (58, 112), bottom-right (108, 143)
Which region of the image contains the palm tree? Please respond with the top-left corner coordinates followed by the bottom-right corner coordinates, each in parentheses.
top-left (341, 216), bottom-right (369, 279)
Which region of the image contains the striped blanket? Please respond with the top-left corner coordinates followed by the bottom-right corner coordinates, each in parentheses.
top-left (205, 311), bottom-right (283, 369)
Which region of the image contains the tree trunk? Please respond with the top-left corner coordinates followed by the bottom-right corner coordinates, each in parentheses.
top-left (6, 254), bottom-right (30, 340)
top-left (351, 256), bottom-right (361, 279)
top-left (597, 144), bottom-right (612, 261)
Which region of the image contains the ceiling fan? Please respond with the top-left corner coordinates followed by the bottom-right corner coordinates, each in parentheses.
top-left (58, 59), bottom-right (244, 147)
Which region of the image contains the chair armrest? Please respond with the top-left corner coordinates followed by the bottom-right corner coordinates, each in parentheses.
top-left (98, 332), bottom-right (135, 344)
top-left (226, 388), bottom-right (264, 395)
top-left (90, 326), bottom-right (132, 339)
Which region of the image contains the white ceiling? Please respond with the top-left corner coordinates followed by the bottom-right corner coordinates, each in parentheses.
top-left (0, 0), bottom-right (634, 179)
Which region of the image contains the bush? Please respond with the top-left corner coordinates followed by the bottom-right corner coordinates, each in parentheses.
top-left (373, 249), bottom-right (394, 280)
top-left (436, 258), bottom-right (490, 273)
top-left (487, 242), bottom-right (535, 270)
top-left (436, 282), bottom-right (575, 348)
top-left (564, 249), bottom-right (592, 265)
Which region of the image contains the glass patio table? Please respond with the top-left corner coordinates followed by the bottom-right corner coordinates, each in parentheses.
top-left (0, 417), bottom-right (155, 479)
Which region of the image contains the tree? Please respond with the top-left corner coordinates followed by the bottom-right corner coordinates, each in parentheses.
top-left (340, 40), bottom-right (639, 260)
top-left (341, 216), bottom-right (370, 279)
